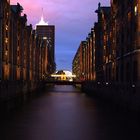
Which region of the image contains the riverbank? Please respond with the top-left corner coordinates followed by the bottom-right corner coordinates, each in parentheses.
top-left (82, 81), bottom-right (140, 112)
top-left (0, 81), bottom-right (46, 112)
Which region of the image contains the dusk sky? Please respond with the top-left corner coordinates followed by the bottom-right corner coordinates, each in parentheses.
top-left (11, 0), bottom-right (110, 71)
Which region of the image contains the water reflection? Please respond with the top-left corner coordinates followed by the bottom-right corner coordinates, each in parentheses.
top-left (0, 85), bottom-right (140, 140)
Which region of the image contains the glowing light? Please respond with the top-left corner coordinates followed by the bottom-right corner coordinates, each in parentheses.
top-left (106, 82), bottom-right (109, 85)
top-left (134, 5), bottom-right (138, 15)
top-left (132, 85), bottom-right (135, 88)
top-left (5, 51), bottom-right (8, 56)
top-left (36, 8), bottom-right (49, 27)
top-left (5, 38), bottom-right (8, 43)
top-left (37, 16), bottom-right (48, 25)
top-left (43, 37), bottom-right (47, 40)
top-left (51, 74), bottom-right (76, 78)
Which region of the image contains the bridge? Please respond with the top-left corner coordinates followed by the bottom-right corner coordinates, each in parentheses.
top-left (43, 70), bottom-right (82, 85)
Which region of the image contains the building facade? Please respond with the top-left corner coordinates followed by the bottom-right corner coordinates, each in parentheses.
top-left (72, 1), bottom-right (140, 109)
top-left (111, 0), bottom-right (140, 86)
top-left (36, 18), bottom-right (56, 76)
top-left (72, 41), bottom-right (85, 81)
top-left (95, 3), bottom-right (111, 83)
top-left (72, 28), bottom-right (96, 82)
top-left (0, 1), bottom-right (55, 83)
top-left (73, 1), bottom-right (140, 90)
top-left (0, 1), bottom-right (56, 105)
top-left (0, 0), bottom-right (10, 80)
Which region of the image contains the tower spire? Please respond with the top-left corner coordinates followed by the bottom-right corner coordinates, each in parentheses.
top-left (41, 8), bottom-right (44, 21)
top-left (36, 8), bottom-right (49, 27)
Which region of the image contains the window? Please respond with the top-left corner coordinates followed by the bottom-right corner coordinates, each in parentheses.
top-left (134, 5), bottom-right (138, 16)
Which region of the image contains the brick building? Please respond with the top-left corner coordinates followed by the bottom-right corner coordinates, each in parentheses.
top-left (0, 0), bottom-right (10, 80)
top-left (0, 1), bottom-right (56, 103)
top-left (72, 41), bottom-right (86, 81)
top-left (95, 3), bottom-right (111, 83)
top-left (72, 28), bottom-right (96, 81)
top-left (111, 0), bottom-right (140, 86)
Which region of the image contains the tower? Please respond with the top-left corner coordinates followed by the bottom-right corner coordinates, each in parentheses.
top-left (36, 13), bottom-right (56, 75)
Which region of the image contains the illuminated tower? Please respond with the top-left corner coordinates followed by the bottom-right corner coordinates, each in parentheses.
top-left (36, 13), bottom-right (56, 75)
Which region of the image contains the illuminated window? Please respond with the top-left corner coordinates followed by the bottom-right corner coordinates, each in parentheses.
top-left (43, 37), bottom-right (47, 40)
top-left (5, 50), bottom-right (8, 56)
top-left (6, 12), bottom-right (9, 17)
top-left (5, 38), bottom-right (8, 43)
top-left (134, 5), bottom-right (138, 16)
top-left (106, 57), bottom-right (108, 63)
top-left (6, 25), bottom-right (8, 30)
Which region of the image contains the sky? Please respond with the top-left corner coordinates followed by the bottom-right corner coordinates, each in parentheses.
top-left (10, 0), bottom-right (110, 71)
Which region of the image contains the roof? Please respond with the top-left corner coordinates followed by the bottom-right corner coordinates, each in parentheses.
top-left (11, 3), bottom-right (23, 13)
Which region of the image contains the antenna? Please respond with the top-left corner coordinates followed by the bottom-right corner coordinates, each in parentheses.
top-left (36, 7), bottom-right (49, 26)
top-left (42, 8), bottom-right (44, 18)
top-left (40, 8), bottom-right (44, 22)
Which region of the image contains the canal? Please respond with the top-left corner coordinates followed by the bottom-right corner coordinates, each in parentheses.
top-left (0, 85), bottom-right (140, 140)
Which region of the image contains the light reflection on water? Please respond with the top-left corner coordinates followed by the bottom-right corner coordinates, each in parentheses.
top-left (0, 85), bottom-right (140, 140)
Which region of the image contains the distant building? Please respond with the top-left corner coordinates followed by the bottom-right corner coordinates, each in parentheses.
top-left (51, 70), bottom-right (74, 81)
top-left (72, 41), bottom-right (85, 81)
top-left (36, 15), bottom-right (56, 75)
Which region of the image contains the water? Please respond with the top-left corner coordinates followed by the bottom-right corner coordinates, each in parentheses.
top-left (0, 85), bottom-right (140, 140)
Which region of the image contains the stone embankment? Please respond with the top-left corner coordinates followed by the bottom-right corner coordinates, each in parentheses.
top-left (0, 81), bottom-right (45, 111)
top-left (82, 81), bottom-right (140, 111)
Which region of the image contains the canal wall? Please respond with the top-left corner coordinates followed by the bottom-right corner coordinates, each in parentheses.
top-left (0, 81), bottom-right (45, 111)
top-left (82, 81), bottom-right (140, 111)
